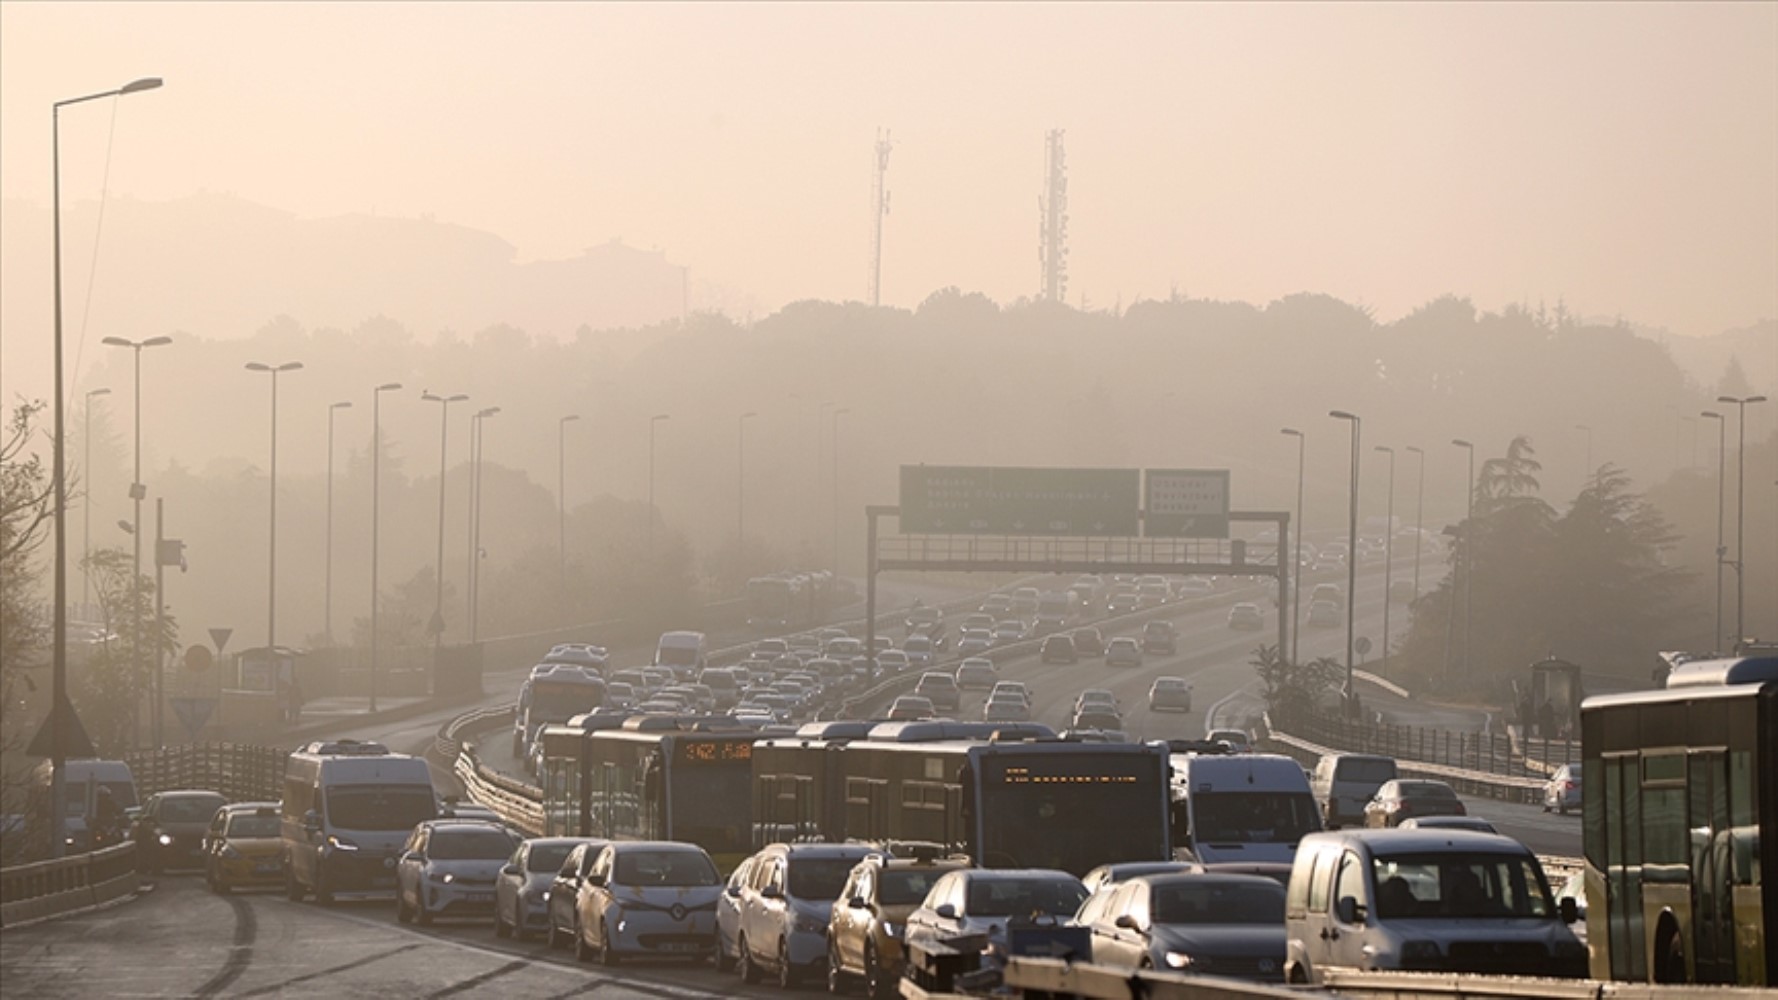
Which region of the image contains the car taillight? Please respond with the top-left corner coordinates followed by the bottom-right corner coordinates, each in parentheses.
top-left (1564, 781), bottom-right (1575, 792)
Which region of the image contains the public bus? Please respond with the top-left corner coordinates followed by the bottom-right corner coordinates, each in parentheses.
top-left (745, 570), bottom-right (833, 629)
top-left (537, 716), bottom-right (756, 870)
top-left (750, 721), bottom-right (1173, 877)
top-left (1581, 653), bottom-right (1776, 986)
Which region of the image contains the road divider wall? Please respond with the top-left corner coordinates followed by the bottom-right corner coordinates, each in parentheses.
top-left (0, 842), bottom-right (139, 929)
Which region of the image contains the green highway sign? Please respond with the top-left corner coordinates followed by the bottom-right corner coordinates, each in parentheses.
top-left (1144, 469), bottom-right (1230, 538)
top-left (900, 466), bottom-right (1140, 536)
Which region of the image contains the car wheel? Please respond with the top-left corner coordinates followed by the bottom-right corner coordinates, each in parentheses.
top-left (827, 941), bottom-right (848, 995)
top-left (1558, 804), bottom-right (1568, 816)
top-left (285, 867), bottom-right (305, 901)
top-left (738, 935), bottom-right (760, 984)
top-left (575, 917), bottom-right (594, 963)
top-left (397, 889), bottom-right (413, 924)
top-left (314, 872), bottom-right (335, 907)
top-left (415, 890), bottom-right (433, 926)
top-left (865, 942), bottom-right (893, 1000)
top-left (715, 935), bottom-right (735, 973)
top-left (776, 939), bottom-right (797, 989)
top-left (547, 914), bottom-right (563, 950)
top-left (598, 919), bottom-right (621, 967)
top-left (494, 905), bottom-right (511, 939)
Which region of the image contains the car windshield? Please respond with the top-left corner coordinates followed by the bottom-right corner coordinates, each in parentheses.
top-left (1336, 759), bottom-right (1396, 783)
top-left (326, 786), bottom-right (436, 832)
top-left (225, 814), bottom-right (279, 838)
top-left (430, 828), bottom-right (517, 860)
top-left (1370, 853), bottom-right (1554, 920)
top-left (529, 842), bottom-right (576, 872)
top-left (161, 796), bottom-right (225, 823)
top-left (614, 849), bottom-right (719, 887)
top-left (788, 857), bottom-right (859, 899)
top-left (1190, 792), bottom-right (1320, 844)
top-left (1152, 881), bottom-right (1285, 924)
top-left (881, 867), bottom-right (948, 904)
top-left (1399, 782), bottom-right (1457, 799)
top-left (966, 877), bottom-right (1087, 917)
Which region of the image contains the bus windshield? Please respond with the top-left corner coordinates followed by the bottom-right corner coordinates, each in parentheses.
top-left (326, 786), bottom-right (436, 832)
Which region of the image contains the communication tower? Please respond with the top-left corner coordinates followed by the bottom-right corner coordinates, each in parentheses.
top-left (868, 129), bottom-right (894, 307)
top-left (1039, 129), bottom-right (1069, 303)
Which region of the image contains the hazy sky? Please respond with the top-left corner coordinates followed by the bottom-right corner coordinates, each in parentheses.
top-left (2, 2), bottom-right (1775, 337)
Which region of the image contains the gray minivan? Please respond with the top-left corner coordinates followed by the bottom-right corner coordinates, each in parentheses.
top-left (1311, 754), bottom-right (1397, 829)
top-left (1282, 829), bottom-right (1585, 984)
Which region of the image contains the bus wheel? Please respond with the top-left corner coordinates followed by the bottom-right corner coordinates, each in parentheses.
top-left (1656, 926), bottom-right (1685, 984)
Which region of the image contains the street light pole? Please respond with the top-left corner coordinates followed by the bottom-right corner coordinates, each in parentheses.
top-left (469, 407), bottom-right (499, 642)
top-left (82, 386), bottom-right (111, 616)
top-left (558, 414), bottom-right (579, 607)
top-left (1375, 445), bottom-right (1396, 677)
top-left (648, 414), bottom-right (670, 560)
top-left (370, 382), bottom-right (402, 712)
top-left (738, 411), bottom-right (757, 561)
top-left (1280, 428), bottom-right (1305, 664)
top-left (1718, 395), bottom-right (1768, 646)
top-left (1329, 411), bottom-right (1360, 715)
top-left (102, 334), bottom-right (171, 747)
top-left (51, 74), bottom-right (162, 855)
top-left (832, 407), bottom-right (851, 576)
top-left (421, 391), bottom-right (469, 648)
top-left (245, 361), bottom-right (303, 657)
top-left (1452, 438), bottom-right (1475, 676)
top-left (325, 401), bottom-right (352, 645)
top-left (1405, 445), bottom-right (1425, 604)
top-left (1701, 410), bottom-right (1726, 650)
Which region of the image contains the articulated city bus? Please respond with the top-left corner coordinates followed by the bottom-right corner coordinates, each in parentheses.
top-left (537, 717), bottom-right (756, 870)
top-left (1581, 654), bottom-right (1776, 986)
top-left (751, 721), bottom-right (1173, 877)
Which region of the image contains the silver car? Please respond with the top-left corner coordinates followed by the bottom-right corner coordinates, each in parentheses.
top-left (495, 836), bottom-right (598, 940)
top-left (1542, 763), bottom-right (1582, 815)
top-left (395, 820), bottom-right (522, 925)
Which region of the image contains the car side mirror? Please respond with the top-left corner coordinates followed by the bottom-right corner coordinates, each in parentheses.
top-left (761, 884), bottom-right (783, 899)
top-left (401, 851), bottom-right (420, 863)
top-left (501, 863), bottom-right (520, 877)
top-left (1559, 897), bottom-right (1579, 925)
top-left (1335, 895), bottom-right (1365, 925)
top-left (302, 810), bottom-right (321, 833)
top-left (1114, 914), bottom-right (1139, 930)
top-left (586, 873), bottom-right (605, 887)
top-left (726, 885), bottom-right (742, 898)
top-left (848, 896), bottom-right (869, 910)
top-left (935, 903), bottom-right (957, 920)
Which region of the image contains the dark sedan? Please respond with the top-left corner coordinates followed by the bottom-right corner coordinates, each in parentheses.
top-left (1363, 779), bottom-right (1466, 828)
top-left (1084, 873), bottom-right (1286, 981)
top-left (133, 789), bottom-right (228, 873)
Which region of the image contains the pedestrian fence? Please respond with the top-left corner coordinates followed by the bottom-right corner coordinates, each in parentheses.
top-left (122, 743), bottom-right (291, 803)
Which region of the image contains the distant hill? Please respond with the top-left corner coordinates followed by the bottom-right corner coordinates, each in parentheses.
top-left (1619, 317), bottom-right (1777, 392)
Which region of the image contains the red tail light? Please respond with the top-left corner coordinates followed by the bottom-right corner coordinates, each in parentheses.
top-left (1564, 781), bottom-right (1576, 792)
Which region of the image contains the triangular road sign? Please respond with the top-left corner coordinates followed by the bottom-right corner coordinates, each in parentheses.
top-left (170, 697), bottom-right (217, 739)
top-left (208, 628), bottom-right (234, 654)
top-left (26, 698), bottom-right (97, 759)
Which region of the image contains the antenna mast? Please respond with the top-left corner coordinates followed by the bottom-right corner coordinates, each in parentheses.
top-left (868, 128), bottom-right (894, 307)
top-left (1039, 129), bottom-right (1069, 303)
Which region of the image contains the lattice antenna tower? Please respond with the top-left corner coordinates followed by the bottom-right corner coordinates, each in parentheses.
top-left (868, 128), bottom-right (894, 307)
top-left (1039, 129), bottom-right (1069, 303)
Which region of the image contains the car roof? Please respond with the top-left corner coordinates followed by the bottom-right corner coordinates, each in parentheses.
top-left (766, 842), bottom-right (875, 859)
top-left (218, 800), bottom-right (278, 812)
top-left (1133, 872), bottom-right (1286, 891)
top-left (1300, 829), bottom-right (1531, 854)
top-left (422, 819), bottom-right (512, 834)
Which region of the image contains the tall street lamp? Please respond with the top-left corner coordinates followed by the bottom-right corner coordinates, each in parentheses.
top-left (832, 407), bottom-right (851, 576)
top-left (558, 414), bottom-right (579, 606)
top-left (325, 401), bottom-right (352, 645)
top-left (421, 391), bottom-right (469, 647)
top-left (370, 381), bottom-right (402, 711)
top-left (1375, 445), bottom-right (1396, 677)
top-left (82, 386), bottom-right (111, 615)
top-left (1329, 410), bottom-right (1360, 715)
top-left (648, 414), bottom-right (670, 559)
top-left (469, 406), bottom-right (499, 642)
top-left (1452, 439), bottom-right (1476, 676)
top-left (1280, 428), bottom-right (1305, 664)
top-left (1718, 395), bottom-right (1768, 646)
top-left (245, 361), bottom-right (303, 657)
top-left (1701, 410), bottom-right (1726, 650)
top-left (102, 334), bottom-right (171, 747)
top-left (737, 411), bottom-right (757, 560)
top-left (1405, 445), bottom-right (1425, 604)
top-left (50, 75), bottom-right (162, 854)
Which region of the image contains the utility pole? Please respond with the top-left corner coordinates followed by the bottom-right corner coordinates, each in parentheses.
top-left (1701, 410), bottom-right (1726, 650)
top-left (868, 129), bottom-right (893, 307)
top-left (1039, 129), bottom-right (1069, 303)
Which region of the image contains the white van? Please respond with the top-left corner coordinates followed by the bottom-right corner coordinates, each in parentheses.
top-left (281, 740), bottom-right (437, 903)
top-left (1171, 752), bottom-right (1322, 867)
top-left (1283, 829), bottom-right (1585, 984)
top-left (33, 759), bottom-right (139, 851)
top-left (1311, 754), bottom-right (1399, 829)
top-left (655, 630), bottom-right (708, 679)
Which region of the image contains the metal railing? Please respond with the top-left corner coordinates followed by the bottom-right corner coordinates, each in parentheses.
top-left (1272, 704), bottom-right (1567, 781)
top-left (122, 743), bottom-right (291, 802)
top-left (0, 842), bottom-right (139, 929)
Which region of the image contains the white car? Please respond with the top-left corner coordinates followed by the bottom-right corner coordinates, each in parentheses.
top-left (495, 836), bottom-right (597, 941)
top-left (574, 841), bottom-right (723, 964)
top-left (734, 842), bottom-right (874, 987)
top-left (904, 868), bottom-right (1088, 954)
top-left (715, 855), bottom-right (758, 972)
top-left (395, 820), bottom-right (522, 926)
top-left (1105, 637), bottom-right (1143, 668)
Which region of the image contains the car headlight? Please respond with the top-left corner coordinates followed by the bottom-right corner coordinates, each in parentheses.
top-left (541, 890), bottom-right (550, 901)
top-left (1163, 951), bottom-right (1195, 969)
top-left (429, 870), bottom-right (451, 883)
top-left (157, 833), bottom-right (174, 846)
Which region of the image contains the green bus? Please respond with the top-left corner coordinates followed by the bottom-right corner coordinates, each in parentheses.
top-left (1581, 654), bottom-right (1776, 985)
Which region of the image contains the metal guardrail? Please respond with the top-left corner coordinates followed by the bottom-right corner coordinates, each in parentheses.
top-left (996, 955), bottom-right (1300, 999)
top-left (1272, 704), bottom-right (1560, 781)
top-left (0, 842), bottom-right (139, 929)
top-left (1318, 969), bottom-right (1773, 999)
